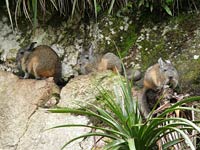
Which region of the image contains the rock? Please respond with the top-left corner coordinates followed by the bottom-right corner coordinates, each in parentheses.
top-left (16, 109), bottom-right (93, 150)
top-left (174, 28), bottom-right (200, 95)
top-left (0, 16), bottom-right (21, 62)
top-left (135, 13), bottom-right (200, 95)
top-left (0, 71), bottom-right (100, 150)
top-left (0, 14), bottom-right (138, 82)
top-left (59, 71), bottom-right (121, 108)
top-left (61, 45), bottom-right (79, 81)
top-left (126, 68), bottom-right (142, 82)
top-left (0, 71), bottom-right (60, 149)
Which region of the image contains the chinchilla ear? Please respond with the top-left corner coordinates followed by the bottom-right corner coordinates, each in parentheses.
top-left (27, 42), bottom-right (37, 51)
top-left (158, 57), bottom-right (166, 68)
top-left (88, 43), bottom-right (94, 60)
top-left (165, 59), bottom-right (172, 64)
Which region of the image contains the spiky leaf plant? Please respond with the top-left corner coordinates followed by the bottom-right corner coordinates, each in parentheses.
top-left (49, 75), bottom-right (200, 150)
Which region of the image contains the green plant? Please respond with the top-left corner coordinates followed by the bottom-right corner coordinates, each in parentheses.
top-left (49, 74), bottom-right (200, 150)
top-left (137, 0), bottom-right (199, 16)
top-left (138, 0), bottom-right (173, 16)
top-left (5, 0), bottom-right (199, 30)
top-left (4, 0), bottom-right (129, 29)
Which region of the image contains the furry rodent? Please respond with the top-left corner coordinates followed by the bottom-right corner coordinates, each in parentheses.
top-left (139, 58), bottom-right (179, 118)
top-left (77, 45), bottom-right (122, 74)
top-left (16, 42), bottom-right (61, 83)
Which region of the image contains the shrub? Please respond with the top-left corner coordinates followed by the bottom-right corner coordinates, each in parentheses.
top-left (49, 75), bottom-right (200, 150)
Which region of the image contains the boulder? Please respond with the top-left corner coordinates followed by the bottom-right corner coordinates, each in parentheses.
top-left (0, 71), bottom-right (58, 149)
top-left (0, 71), bottom-right (122, 150)
top-left (0, 71), bottom-right (94, 150)
top-left (16, 110), bottom-right (93, 150)
top-left (59, 71), bottom-right (121, 108)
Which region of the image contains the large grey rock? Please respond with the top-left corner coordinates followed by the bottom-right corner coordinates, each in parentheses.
top-left (0, 71), bottom-right (103, 150)
top-left (0, 71), bottom-right (59, 149)
top-left (59, 71), bottom-right (121, 108)
top-left (0, 17), bottom-right (21, 62)
top-left (16, 110), bottom-right (93, 150)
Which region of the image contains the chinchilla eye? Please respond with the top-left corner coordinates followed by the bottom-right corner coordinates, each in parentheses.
top-left (85, 55), bottom-right (89, 59)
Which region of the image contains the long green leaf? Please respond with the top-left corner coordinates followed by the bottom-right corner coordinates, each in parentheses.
top-left (32, 0), bottom-right (38, 28)
top-left (108, 0), bottom-right (115, 14)
top-left (5, 0), bottom-right (14, 31)
top-left (94, 106), bottom-right (130, 135)
top-left (163, 4), bottom-right (173, 16)
top-left (93, 0), bottom-right (97, 19)
top-left (48, 124), bottom-right (128, 138)
top-left (71, 0), bottom-right (77, 18)
top-left (144, 116), bottom-right (199, 139)
top-left (162, 139), bottom-right (183, 149)
top-left (97, 87), bottom-right (126, 123)
top-left (165, 118), bottom-right (200, 132)
top-left (50, 0), bottom-right (58, 10)
top-left (104, 139), bottom-right (126, 150)
top-left (138, 0), bottom-right (144, 8)
top-left (49, 107), bottom-right (127, 133)
top-left (159, 103), bottom-right (200, 118)
top-left (141, 115), bottom-right (199, 147)
top-left (128, 138), bottom-right (136, 150)
top-left (15, 0), bottom-right (22, 29)
top-left (147, 96), bottom-right (200, 119)
top-left (171, 96), bottom-right (200, 108)
top-left (23, 0), bottom-right (32, 23)
top-left (145, 116), bottom-right (200, 148)
top-left (168, 127), bottom-right (196, 150)
top-left (61, 132), bottom-right (117, 150)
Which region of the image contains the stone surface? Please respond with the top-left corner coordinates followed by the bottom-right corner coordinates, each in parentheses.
top-left (0, 13), bottom-right (138, 83)
top-left (0, 71), bottom-right (110, 150)
top-left (0, 71), bottom-right (59, 149)
top-left (59, 71), bottom-right (121, 108)
top-left (135, 13), bottom-right (200, 94)
top-left (16, 110), bottom-right (93, 150)
top-left (0, 16), bottom-right (21, 62)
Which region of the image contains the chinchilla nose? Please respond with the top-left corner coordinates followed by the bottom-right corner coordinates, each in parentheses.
top-left (169, 76), bottom-right (173, 80)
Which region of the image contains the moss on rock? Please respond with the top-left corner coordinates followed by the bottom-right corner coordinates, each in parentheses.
top-left (135, 12), bottom-right (200, 95)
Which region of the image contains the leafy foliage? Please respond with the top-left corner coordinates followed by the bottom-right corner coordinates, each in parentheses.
top-left (4, 0), bottom-right (128, 29)
top-left (49, 74), bottom-right (200, 150)
top-left (4, 0), bottom-right (199, 29)
top-left (137, 0), bottom-right (199, 16)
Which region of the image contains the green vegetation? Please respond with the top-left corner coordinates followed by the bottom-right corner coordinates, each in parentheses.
top-left (118, 24), bottom-right (137, 57)
top-left (49, 74), bottom-right (200, 150)
top-left (4, 0), bottom-right (199, 29)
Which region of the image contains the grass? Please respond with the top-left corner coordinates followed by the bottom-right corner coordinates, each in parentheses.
top-left (4, 0), bottom-right (128, 29)
top-left (4, 0), bottom-right (199, 30)
top-left (48, 73), bottom-right (200, 150)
